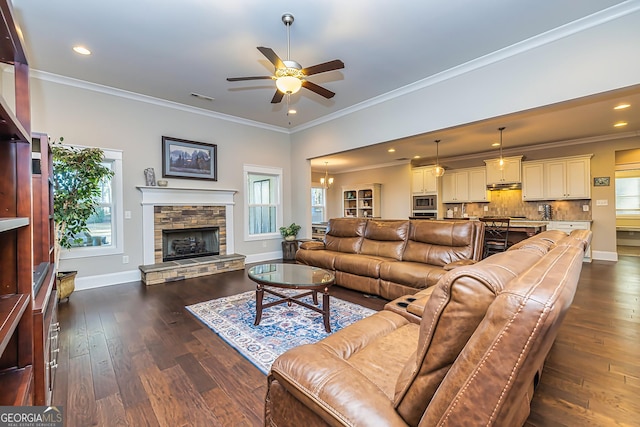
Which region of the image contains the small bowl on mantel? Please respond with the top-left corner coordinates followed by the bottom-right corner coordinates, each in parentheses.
top-left (157, 180), bottom-right (168, 187)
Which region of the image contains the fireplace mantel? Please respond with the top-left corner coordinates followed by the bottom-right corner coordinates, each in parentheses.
top-left (137, 186), bottom-right (238, 265)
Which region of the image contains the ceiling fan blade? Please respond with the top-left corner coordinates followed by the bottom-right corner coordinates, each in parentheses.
top-left (227, 76), bottom-right (273, 82)
top-left (257, 46), bottom-right (285, 69)
top-left (271, 90), bottom-right (284, 104)
top-left (302, 81), bottom-right (335, 99)
top-left (302, 59), bottom-right (345, 76)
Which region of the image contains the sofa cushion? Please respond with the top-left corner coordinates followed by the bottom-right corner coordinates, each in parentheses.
top-left (360, 220), bottom-right (410, 261)
top-left (379, 261), bottom-right (446, 290)
top-left (334, 253), bottom-right (393, 278)
top-left (324, 218), bottom-right (367, 254)
top-left (295, 249), bottom-right (342, 270)
top-left (403, 220), bottom-right (481, 266)
top-left (393, 248), bottom-right (545, 426)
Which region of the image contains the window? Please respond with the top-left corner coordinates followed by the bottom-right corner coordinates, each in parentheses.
top-left (244, 165), bottom-right (283, 240)
top-left (311, 186), bottom-right (326, 223)
top-left (61, 148), bottom-right (123, 259)
top-left (616, 169), bottom-right (640, 216)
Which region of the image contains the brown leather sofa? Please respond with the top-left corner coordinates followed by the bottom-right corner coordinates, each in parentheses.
top-left (296, 218), bottom-right (485, 300)
top-left (265, 229), bottom-right (592, 426)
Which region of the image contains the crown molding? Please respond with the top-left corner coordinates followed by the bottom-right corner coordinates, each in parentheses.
top-left (291, 1), bottom-right (640, 134)
top-left (29, 69), bottom-right (290, 134)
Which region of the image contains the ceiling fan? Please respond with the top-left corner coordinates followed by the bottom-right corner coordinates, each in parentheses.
top-left (226, 13), bottom-right (344, 104)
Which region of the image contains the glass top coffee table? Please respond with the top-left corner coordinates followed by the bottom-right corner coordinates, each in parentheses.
top-left (247, 263), bottom-right (336, 332)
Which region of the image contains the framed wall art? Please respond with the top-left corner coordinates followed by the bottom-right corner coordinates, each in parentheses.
top-left (162, 136), bottom-right (217, 181)
top-left (593, 176), bottom-right (610, 187)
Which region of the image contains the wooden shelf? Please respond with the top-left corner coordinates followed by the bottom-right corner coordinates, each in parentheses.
top-left (0, 217), bottom-right (29, 233)
top-left (0, 293), bottom-right (30, 355)
top-left (0, 366), bottom-right (33, 406)
top-left (0, 94), bottom-right (30, 143)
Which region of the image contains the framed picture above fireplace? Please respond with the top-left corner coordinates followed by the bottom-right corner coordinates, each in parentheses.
top-left (162, 136), bottom-right (217, 181)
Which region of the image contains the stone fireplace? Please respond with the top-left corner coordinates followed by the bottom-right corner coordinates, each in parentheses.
top-left (137, 187), bottom-right (245, 285)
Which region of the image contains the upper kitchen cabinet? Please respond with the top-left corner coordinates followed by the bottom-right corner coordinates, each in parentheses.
top-left (411, 166), bottom-right (437, 195)
top-left (484, 156), bottom-right (522, 185)
top-left (522, 155), bottom-right (592, 201)
top-left (442, 167), bottom-right (489, 203)
top-left (545, 156), bottom-right (591, 200)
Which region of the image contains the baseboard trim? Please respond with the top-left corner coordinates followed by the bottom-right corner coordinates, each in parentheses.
top-left (244, 251), bottom-right (283, 264)
top-left (75, 269), bottom-right (142, 290)
top-left (592, 251), bottom-right (618, 262)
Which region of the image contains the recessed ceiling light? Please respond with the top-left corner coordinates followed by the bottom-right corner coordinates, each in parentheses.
top-left (413, 155), bottom-right (421, 159)
top-left (491, 142), bottom-right (500, 147)
top-left (288, 109), bottom-right (297, 115)
top-left (614, 121), bottom-right (628, 127)
top-left (614, 103), bottom-right (631, 110)
top-left (72, 46), bottom-right (91, 55)
top-left (388, 148), bottom-right (396, 153)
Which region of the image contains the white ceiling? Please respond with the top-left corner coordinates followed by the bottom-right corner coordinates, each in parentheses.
top-left (11, 0), bottom-right (640, 172)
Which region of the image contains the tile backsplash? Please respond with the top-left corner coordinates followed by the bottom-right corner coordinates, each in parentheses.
top-left (444, 189), bottom-right (592, 220)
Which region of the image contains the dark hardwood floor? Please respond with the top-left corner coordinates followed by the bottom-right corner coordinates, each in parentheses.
top-left (53, 258), bottom-right (640, 426)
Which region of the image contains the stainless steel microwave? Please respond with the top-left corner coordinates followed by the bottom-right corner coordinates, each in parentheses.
top-left (413, 194), bottom-right (437, 211)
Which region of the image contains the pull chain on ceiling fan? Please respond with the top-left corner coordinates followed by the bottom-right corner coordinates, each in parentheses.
top-left (227, 13), bottom-right (345, 104)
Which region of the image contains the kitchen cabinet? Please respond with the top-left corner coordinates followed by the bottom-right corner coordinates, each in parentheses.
top-left (545, 156), bottom-right (591, 200)
top-left (484, 156), bottom-right (522, 185)
top-left (343, 184), bottom-right (381, 218)
top-left (522, 161), bottom-right (545, 200)
top-left (411, 166), bottom-right (437, 194)
top-left (442, 167), bottom-right (489, 203)
top-left (522, 155), bottom-right (592, 201)
top-left (547, 221), bottom-right (592, 261)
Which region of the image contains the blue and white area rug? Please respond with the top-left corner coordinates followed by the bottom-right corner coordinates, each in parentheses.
top-left (186, 290), bottom-right (376, 374)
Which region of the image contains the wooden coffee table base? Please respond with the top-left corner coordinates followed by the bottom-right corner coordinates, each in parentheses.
top-left (254, 285), bottom-right (332, 332)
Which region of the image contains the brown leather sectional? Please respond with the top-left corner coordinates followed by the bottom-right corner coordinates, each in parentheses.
top-left (296, 218), bottom-right (485, 300)
top-left (266, 228), bottom-right (592, 426)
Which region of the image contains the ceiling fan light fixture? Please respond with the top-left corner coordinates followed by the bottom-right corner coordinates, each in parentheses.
top-left (276, 75), bottom-right (302, 94)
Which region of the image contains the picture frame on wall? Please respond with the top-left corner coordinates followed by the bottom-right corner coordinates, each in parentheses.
top-left (162, 136), bottom-right (217, 181)
top-left (593, 176), bottom-right (610, 187)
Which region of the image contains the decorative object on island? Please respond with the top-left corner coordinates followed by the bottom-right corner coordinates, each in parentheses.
top-left (320, 161), bottom-right (334, 189)
top-left (52, 138), bottom-right (115, 301)
top-left (144, 167), bottom-right (156, 186)
top-left (432, 139), bottom-right (445, 177)
top-left (162, 136), bottom-right (217, 181)
top-left (279, 222), bottom-right (301, 241)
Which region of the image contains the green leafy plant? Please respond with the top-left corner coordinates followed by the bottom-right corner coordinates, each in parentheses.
top-left (52, 137), bottom-right (114, 253)
top-left (279, 222), bottom-right (301, 238)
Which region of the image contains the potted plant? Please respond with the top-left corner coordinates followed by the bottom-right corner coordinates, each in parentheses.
top-left (279, 222), bottom-right (301, 241)
top-left (52, 137), bottom-right (114, 301)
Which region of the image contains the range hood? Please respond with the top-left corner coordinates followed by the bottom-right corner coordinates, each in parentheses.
top-left (487, 182), bottom-right (522, 191)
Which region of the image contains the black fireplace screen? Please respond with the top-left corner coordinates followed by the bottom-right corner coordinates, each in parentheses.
top-left (162, 227), bottom-right (219, 262)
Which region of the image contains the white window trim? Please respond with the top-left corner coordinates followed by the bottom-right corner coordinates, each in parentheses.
top-left (243, 164), bottom-right (283, 242)
top-left (60, 148), bottom-right (124, 259)
top-left (311, 183), bottom-right (327, 223)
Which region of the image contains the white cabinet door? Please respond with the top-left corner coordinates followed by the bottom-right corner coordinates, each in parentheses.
top-left (442, 172), bottom-right (457, 202)
top-left (502, 158), bottom-right (522, 183)
top-left (484, 159), bottom-right (503, 185)
top-left (545, 160), bottom-right (567, 199)
top-left (468, 167), bottom-right (489, 202)
top-left (522, 162), bottom-right (545, 200)
top-left (566, 157), bottom-right (590, 198)
top-left (454, 171), bottom-right (469, 202)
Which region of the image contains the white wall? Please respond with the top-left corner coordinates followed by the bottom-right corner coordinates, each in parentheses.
top-left (290, 7), bottom-right (640, 258)
top-left (29, 75), bottom-right (291, 285)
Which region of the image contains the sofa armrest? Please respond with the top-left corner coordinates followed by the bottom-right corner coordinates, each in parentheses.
top-left (443, 259), bottom-right (477, 271)
top-left (406, 287), bottom-right (436, 317)
top-left (299, 240), bottom-right (326, 250)
top-left (269, 344), bottom-right (409, 426)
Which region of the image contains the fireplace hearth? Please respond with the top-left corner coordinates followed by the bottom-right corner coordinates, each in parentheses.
top-left (162, 227), bottom-right (219, 262)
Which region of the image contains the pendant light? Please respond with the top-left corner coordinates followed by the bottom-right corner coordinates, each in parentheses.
top-left (320, 162), bottom-right (334, 189)
top-left (498, 127), bottom-right (506, 170)
top-left (432, 139), bottom-right (445, 177)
